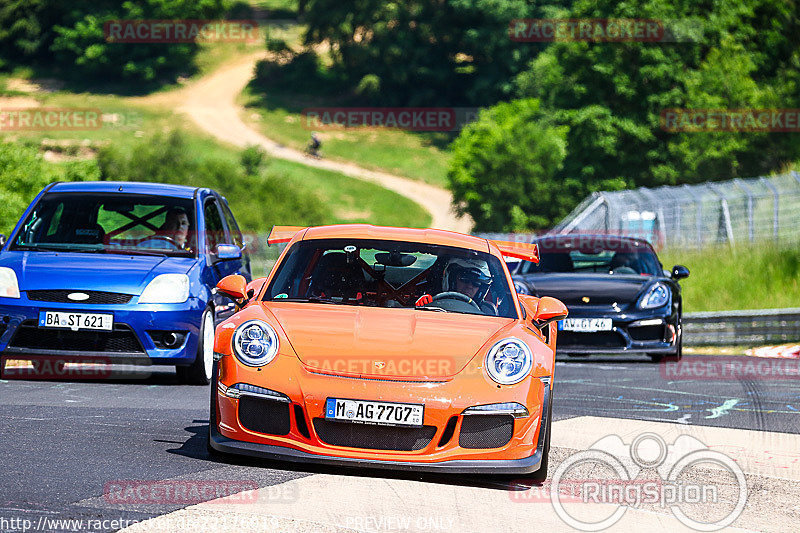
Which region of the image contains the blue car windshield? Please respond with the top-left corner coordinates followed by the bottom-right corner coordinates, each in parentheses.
top-left (10, 192), bottom-right (197, 257)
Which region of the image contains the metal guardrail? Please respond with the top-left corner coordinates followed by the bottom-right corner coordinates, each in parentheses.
top-left (683, 308), bottom-right (800, 346)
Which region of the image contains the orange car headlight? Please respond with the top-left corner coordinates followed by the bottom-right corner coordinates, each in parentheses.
top-left (232, 320), bottom-right (279, 367)
top-left (485, 338), bottom-right (533, 385)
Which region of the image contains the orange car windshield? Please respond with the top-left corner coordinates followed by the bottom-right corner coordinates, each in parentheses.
top-left (264, 238), bottom-right (518, 318)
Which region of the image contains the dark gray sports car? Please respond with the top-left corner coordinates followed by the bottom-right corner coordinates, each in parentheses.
top-left (510, 235), bottom-right (689, 361)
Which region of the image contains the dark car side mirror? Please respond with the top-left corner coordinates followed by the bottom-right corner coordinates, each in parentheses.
top-left (671, 265), bottom-right (690, 280)
top-left (217, 274), bottom-right (247, 301)
top-left (214, 244), bottom-right (242, 263)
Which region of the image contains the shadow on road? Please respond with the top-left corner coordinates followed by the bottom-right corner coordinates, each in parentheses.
top-left (167, 421), bottom-right (544, 493)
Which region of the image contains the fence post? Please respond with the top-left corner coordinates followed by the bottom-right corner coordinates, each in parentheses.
top-left (759, 176), bottom-right (780, 241)
top-left (734, 179), bottom-right (754, 242)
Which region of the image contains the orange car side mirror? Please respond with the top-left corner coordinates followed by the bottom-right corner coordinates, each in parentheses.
top-left (217, 274), bottom-right (247, 301)
top-left (533, 296), bottom-right (568, 328)
top-left (517, 294), bottom-right (539, 320)
top-left (246, 277), bottom-right (267, 300)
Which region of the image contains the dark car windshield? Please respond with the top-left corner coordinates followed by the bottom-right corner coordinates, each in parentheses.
top-left (10, 192), bottom-right (197, 257)
top-left (264, 238), bottom-right (517, 318)
top-left (519, 239), bottom-right (661, 276)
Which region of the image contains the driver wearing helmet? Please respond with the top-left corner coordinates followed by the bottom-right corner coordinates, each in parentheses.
top-left (416, 257), bottom-right (497, 315)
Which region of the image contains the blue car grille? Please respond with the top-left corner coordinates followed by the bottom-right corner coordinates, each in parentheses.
top-left (26, 290), bottom-right (134, 305)
top-left (7, 320), bottom-right (144, 354)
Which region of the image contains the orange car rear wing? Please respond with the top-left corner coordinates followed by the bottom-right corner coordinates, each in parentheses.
top-left (492, 241), bottom-right (540, 263)
top-left (267, 226), bottom-right (306, 245)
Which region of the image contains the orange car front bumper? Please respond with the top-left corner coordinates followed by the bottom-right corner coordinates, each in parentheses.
top-left (210, 353), bottom-right (551, 474)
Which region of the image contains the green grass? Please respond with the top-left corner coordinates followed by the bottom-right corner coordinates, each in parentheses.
top-left (239, 84), bottom-right (453, 187)
top-left (4, 91), bottom-right (431, 230)
top-left (270, 158), bottom-right (431, 227)
top-left (660, 243), bottom-right (800, 312)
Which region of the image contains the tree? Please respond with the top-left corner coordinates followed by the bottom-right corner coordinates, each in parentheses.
top-left (448, 99), bottom-right (568, 231)
top-left (301, 0), bottom-right (552, 106)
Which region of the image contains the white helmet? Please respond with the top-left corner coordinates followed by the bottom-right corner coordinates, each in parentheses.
top-left (443, 257), bottom-right (492, 298)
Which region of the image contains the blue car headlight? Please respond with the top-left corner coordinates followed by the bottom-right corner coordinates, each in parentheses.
top-left (232, 320), bottom-right (279, 367)
top-left (485, 338), bottom-right (533, 385)
top-left (139, 274), bottom-right (190, 304)
top-left (0, 267), bottom-right (20, 298)
top-left (639, 282), bottom-right (670, 309)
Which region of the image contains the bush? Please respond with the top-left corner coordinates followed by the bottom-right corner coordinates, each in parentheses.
top-left (447, 99), bottom-right (569, 232)
top-left (0, 143), bottom-right (96, 234)
top-left (97, 130), bottom-right (329, 231)
top-left (0, 0), bottom-right (231, 86)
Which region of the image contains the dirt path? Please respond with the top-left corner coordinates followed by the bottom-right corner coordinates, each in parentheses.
top-left (144, 53), bottom-right (472, 232)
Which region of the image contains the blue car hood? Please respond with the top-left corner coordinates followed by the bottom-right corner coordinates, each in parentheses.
top-left (0, 251), bottom-right (197, 295)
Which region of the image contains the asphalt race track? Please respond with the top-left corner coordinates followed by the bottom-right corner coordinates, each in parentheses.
top-left (1, 354), bottom-right (798, 532)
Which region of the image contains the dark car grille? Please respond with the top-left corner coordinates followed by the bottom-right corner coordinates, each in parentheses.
top-left (628, 325), bottom-right (665, 341)
top-left (7, 320), bottom-right (144, 353)
top-left (558, 331), bottom-right (626, 348)
top-left (27, 290), bottom-right (133, 305)
top-left (313, 418), bottom-right (436, 451)
top-left (238, 396), bottom-right (291, 436)
top-left (459, 415), bottom-right (514, 449)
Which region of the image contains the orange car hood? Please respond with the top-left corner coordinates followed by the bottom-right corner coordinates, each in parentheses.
top-left (265, 302), bottom-right (513, 379)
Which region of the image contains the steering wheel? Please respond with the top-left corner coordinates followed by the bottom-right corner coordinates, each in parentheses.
top-left (431, 291), bottom-right (482, 311)
top-left (138, 235), bottom-right (179, 249)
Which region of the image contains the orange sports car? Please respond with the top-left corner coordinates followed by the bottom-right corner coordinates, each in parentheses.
top-left (207, 225), bottom-right (567, 479)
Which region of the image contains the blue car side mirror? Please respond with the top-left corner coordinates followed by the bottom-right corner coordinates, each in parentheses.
top-left (215, 244), bottom-right (242, 261)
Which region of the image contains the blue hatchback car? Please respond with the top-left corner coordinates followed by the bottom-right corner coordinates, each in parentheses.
top-left (0, 181), bottom-right (251, 384)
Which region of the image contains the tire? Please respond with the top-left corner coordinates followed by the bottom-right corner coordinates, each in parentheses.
top-left (207, 357), bottom-right (223, 458)
top-left (650, 327), bottom-right (683, 363)
top-left (530, 394), bottom-right (553, 483)
top-left (177, 307), bottom-right (214, 385)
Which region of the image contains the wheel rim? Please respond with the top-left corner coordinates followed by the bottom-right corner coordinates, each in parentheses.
top-left (202, 311), bottom-right (214, 379)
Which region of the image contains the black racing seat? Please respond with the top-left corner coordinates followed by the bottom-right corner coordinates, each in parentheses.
top-left (310, 252), bottom-right (366, 300)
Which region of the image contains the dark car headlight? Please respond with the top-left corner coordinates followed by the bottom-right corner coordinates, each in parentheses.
top-left (639, 282), bottom-right (670, 309)
top-left (513, 281), bottom-right (530, 295)
top-left (232, 320), bottom-right (279, 367)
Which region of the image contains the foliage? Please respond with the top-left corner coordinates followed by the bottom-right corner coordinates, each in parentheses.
top-left (97, 130), bottom-right (329, 229)
top-left (300, 0), bottom-right (554, 106)
top-left (450, 0), bottom-right (800, 230)
top-left (0, 0), bottom-right (231, 84)
top-left (448, 99), bottom-right (568, 231)
top-left (0, 142), bottom-right (97, 234)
